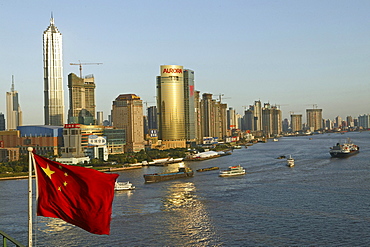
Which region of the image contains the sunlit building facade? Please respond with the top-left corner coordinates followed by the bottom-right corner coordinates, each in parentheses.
top-left (291, 114), bottom-right (302, 132)
top-left (68, 73), bottom-right (96, 125)
top-left (306, 108), bottom-right (323, 131)
top-left (156, 65), bottom-right (186, 141)
top-left (112, 94), bottom-right (144, 152)
top-left (43, 16), bottom-right (65, 126)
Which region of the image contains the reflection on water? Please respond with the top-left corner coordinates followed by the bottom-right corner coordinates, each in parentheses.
top-left (161, 182), bottom-right (222, 246)
top-left (38, 217), bottom-right (72, 233)
top-left (162, 182), bottom-right (196, 211)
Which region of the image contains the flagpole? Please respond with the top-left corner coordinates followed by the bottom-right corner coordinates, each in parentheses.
top-left (28, 147), bottom-right (33, 247)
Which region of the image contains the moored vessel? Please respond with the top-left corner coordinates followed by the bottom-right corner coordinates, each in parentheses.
top-left (219, 165), bottom-right (246, 177)
top-left (329, 138), bottom-right (359, 158)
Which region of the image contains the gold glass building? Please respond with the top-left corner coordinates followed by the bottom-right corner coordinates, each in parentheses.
top-left (157, 65), bottom-right (185, 140)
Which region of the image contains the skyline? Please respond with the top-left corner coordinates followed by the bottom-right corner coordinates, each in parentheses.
top-left (1, 0), bottom-right (369, 125)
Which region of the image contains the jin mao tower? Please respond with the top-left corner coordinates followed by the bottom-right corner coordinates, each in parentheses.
top-left (43, 16), bottom-right (65, 126)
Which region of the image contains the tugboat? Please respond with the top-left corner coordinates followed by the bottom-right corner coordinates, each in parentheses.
top-left (329, 138), bottom-right (359, 158)
top-left (143, 163), bottom-right (194, 183)
top-left (219, 165), bottom-right (246, 177)
top-left (287, 155), bottom-right (294, 167)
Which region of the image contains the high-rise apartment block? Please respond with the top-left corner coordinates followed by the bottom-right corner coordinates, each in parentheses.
top-left (200, 93), bottom-right (227, 142)
top-left (112, 94), bottom-right (144, 152)
top-left (43, 16), bottom-right (65, 126)
top-left (68, 73), bottom-right (96, 125)
top-left (290, 114), bottom-right (302, 132)
top-left (262, 103), bottom-right (282, 137)
top-left (6, 77), bottom-right (22, 130)
top-left (306, 108), bottom-right (323, 131)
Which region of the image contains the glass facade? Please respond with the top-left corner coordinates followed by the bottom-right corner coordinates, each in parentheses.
top-left (157, 65), bottom-right (185, 140)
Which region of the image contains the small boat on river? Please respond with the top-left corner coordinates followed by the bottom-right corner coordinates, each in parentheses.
top-left (329, 138), bottom-right (359, 158)
top-left (219, 165), bottom-right (246, 177)
top-left (287, 155), bottom-right (294, 167)
top-left (115, 181), bottom-right (135, 191)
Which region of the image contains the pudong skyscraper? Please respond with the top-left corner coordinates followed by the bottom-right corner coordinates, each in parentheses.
top-left (6, 76), bottom-right (22, 130)
top-left (43, 16), bottom-right (65, 126)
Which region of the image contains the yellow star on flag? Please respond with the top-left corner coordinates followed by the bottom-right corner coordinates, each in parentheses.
top-left (64, 181), bottom-right (68, 187)
top-left (42, 164), bottom-right (55, 179)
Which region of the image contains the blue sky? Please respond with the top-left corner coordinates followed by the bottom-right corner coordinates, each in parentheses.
top-left (1, 0), bottom-right (369, 125)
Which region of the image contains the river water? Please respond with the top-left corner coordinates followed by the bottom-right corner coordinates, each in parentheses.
top-left (1, 131), bottom-right (370, 246)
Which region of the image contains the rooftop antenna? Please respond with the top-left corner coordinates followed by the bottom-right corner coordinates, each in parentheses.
top-left (50, 12), bottom-right (54, 24)
top-left (11, 75), bottom-right (14, 92)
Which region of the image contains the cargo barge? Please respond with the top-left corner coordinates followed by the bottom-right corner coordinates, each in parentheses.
top-left (143, 164), bottom-right (194, 183)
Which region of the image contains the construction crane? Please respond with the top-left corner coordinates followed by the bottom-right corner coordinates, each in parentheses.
top-left (70, 61), bottom-right (103, 78)
top-left (213, 93), bottom-right (231, 103)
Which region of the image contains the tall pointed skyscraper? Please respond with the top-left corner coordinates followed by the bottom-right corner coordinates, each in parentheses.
top-left (43, 15), bottom-right (65, 126)
top-left (6, 76), bottom-right (22, 130)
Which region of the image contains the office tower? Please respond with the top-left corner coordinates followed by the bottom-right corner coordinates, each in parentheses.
top-left (262, 103), bottom-right (272, 136)
top-left (282, 118), bottom-right (290, 132)
top-left (147, 106), bottom-right (158, 130)
top-left (183, 69), bottom-right (196, 141)
top-left (43, 16), bottom-right (65, 126)
top-left (325, 119), bottom-right (333, 130)
top-left (112, 94), bottom-right (144, 152)
top-left (0, 113), bottom-right (5, 131)
top-left (227, 107), bottom-right (237, 130)
top-left (97, 111), bottom-right (103, 125)
top-left (306, 108), bottom-right (323, 131)
top-left (335, 116), bottom-right (342, 128)
top-left (201, 93), bottom-right (214, 137)
top-left (219, 103), bottom-right (228, 139)
top-left (67, 73), bottom-right (96, 125)
top-left (291, 114), bottom-right (302, 132)
top-left (243, 106), bottom-right (254, 131)
top-left (6, 76), bottom-right (22, 130)
top-left (358, 114), bottom-right (370, 129)
top-left (346, 116), bottom-right (353, 128)
top-left (156, 65), bottom-right (185, 140)
top-left (194, 90), bottom-right (203, 143)
top-left (253, 100), bottom-right (262, 131)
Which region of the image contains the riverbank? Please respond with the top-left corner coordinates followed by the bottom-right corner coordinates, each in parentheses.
top-left (0, 165), bottom-right (142, 180)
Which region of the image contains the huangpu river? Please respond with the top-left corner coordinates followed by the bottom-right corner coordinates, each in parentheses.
top-left (1, 131), bottom-right (370, 246)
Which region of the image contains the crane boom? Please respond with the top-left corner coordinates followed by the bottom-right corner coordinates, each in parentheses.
top-left (70, 61), bottom-right (103, 78)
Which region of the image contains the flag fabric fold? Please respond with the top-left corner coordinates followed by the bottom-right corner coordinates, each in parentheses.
top-left (33, 153), bottom-right (119, 235)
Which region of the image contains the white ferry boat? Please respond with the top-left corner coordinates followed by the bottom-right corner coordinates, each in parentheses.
top-left (115, 181), bottom-right (135, 191)
top-left (219, 165), bottom-right (246, 177)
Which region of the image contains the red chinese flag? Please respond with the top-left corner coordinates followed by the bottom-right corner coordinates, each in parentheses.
top-left (33, 153), bottom-right (119, 235)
